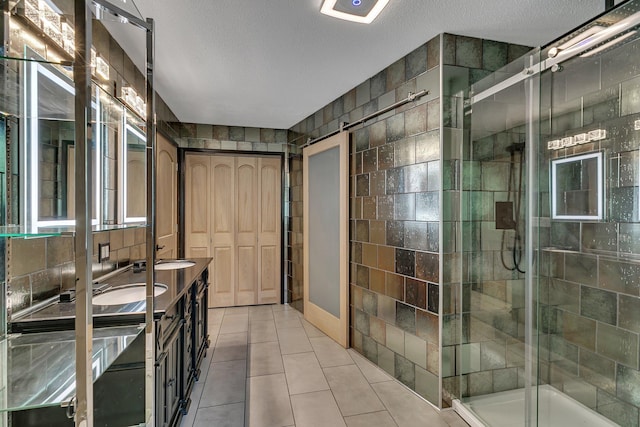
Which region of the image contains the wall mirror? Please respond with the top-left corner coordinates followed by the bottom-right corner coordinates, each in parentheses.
top-left (21, 49), bottom-right (147, 231)
top-left (97, 87), bottom-right (122, 225)
top-left (24, 56), bottom-right (101, 228)
top-left (551, 151), bottom-right (603, 220)
top-left (121, 110), bottom-right (146, 223)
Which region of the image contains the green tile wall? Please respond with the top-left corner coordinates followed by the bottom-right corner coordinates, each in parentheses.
top-left (289, 32), bottom-right (529, 409)
top-left (441, 33), bottom-right (532, 407)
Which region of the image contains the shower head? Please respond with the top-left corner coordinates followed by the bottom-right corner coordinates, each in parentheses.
top-left (506, 142), bottom-right (525, 153)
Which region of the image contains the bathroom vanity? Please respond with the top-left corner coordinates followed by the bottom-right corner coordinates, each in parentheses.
top-left (7, 257), bottom-right (211, 427)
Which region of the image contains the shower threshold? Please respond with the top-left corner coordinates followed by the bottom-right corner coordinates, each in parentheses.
top-left (453, 384), bottom-right (618, 427)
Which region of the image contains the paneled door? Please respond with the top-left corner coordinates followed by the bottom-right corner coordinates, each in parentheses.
top-left (185, 153), bottom-right (281, 308)
top-left (156, 133), bottom-right (178, 259)
top-left (236, 157), bottom-right (258, 305)
top-left (257, 157), bottom-right (281, 304)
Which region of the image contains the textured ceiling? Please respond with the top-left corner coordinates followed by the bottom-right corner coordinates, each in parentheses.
top-left (105, 0), bottom-right (609, 129)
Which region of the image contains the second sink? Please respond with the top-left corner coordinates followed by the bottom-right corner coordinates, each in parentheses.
top-left (93, 283), bottom-right (168, 306)
top-left (155, 260), bottom-right (196, 270)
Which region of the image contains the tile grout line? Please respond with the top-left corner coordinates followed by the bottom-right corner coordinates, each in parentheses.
top-left (272, 305), bottom-right (298, 427)
top-left (196, 305), bottom-right (463, 427)
top-left (324, 351), bottom-right (397, 425)
top-left (188, 308), bottom-right (225, 427)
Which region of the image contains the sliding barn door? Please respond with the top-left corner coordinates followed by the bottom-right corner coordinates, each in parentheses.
top-left (185, 153), bottom-right (281, 308)
top-left (303, 132), bottom-right (349, 347)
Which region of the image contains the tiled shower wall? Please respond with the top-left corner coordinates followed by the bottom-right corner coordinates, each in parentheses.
top-left (535, 48), bottom-right (640, 425)
top-left (443, 124), bottom-right (529, 405)
top-left (440, 35), bottom-right (531, 407)
top-left (288, 32), bottom-right (530, 407)
top-left (7, 227), bottom-right (146, 318)
top-left (442, 29), bottom-right (640, 426)
top-left (289, 155), bottom-right (303, 311)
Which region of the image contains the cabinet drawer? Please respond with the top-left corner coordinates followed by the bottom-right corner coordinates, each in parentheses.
top-left (157, 304), bottom-right (181, 349)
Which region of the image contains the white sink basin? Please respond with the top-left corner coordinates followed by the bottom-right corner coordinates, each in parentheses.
top-left (155, 260), bottom-right (196, 270)
top-left (93, 283), bottom-right (168, 306)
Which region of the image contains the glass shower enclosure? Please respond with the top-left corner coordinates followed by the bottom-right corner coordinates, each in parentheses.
top-left (455, 1), bottom-right (640, 426)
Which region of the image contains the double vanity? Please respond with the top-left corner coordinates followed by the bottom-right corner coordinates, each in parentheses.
top-left (6, 257), bottom-right (212, 427)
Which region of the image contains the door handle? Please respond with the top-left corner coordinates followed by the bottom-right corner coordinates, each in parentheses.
top-left (156, 244), bottom-right (166, 251)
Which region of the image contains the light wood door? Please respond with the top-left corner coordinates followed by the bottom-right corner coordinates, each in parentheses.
top-left (209, 156), bottom-right (236, 307)
top-left (185, 153), bottom-right (281, 308)
top-left (236, 157), bottom-right (258, 305)
top-left (156, 133), bottom-right (178, 259)
top-left (303, 132), bottom-right (349, 347)
top-left (258, 157), bottom-right (281, 304)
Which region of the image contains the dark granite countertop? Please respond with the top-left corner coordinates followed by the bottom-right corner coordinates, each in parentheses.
top-left (9, 258), bottom-right (211, 333)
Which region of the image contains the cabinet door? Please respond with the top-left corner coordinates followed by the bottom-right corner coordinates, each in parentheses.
top-left (156, 358), bottom-right (168, 426)
top-left (235, 157), bottom-right (258, 305)
top-left (156, 133), bottom-right (178, 259)
top-left (166, 333), bottom-right (181, 425)
top-left (258, 157), bottom-right (281, 304)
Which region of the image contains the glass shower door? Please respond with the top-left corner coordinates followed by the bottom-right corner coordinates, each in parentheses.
top-left (458, 2), bottom-right (640, 426)
top-left (535, 12), bottom-right (640, 426)
top-left (457, 49), bottom-right (541, 427)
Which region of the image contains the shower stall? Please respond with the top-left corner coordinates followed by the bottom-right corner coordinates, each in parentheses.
top-left (453, 1), bottom-right (640, 426)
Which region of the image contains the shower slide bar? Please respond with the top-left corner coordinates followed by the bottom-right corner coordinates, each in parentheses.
top-left (302, 89), bottom-right (429, 148)
top-left (470, 8), bottom-right (640, 105)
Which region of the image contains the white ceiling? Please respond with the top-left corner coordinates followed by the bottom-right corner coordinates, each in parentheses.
top-left (105, 0), bottom-right (609, 130)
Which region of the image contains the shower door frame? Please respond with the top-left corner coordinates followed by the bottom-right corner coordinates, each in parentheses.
top-left (454, 49), bottom-right (542, 427)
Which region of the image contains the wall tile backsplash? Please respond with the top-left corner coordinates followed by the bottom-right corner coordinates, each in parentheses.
top-left (7, 227), bottom-right (145, 318)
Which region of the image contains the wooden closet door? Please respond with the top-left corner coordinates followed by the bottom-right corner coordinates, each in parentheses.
top-left (209, 156), bottom-right (236, 307)
top-left (258, 157), bottom-right (281, 304)
top-left (235, 157), bottom-right (258, 305)
top-left (156, 134), bottom-right (178, 259)
top-left (186, 153), bottom-right (281, 308)
top-left (185, 153), bottom-right (212, 268)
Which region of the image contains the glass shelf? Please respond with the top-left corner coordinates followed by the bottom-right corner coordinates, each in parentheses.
top-left (0, 324), bottom-right (143, 412)
top-left (0, 223), bottom-right (147, 238)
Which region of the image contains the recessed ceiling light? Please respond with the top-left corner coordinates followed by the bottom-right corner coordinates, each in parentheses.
top-left (320, 0), bottom-right (390, 24)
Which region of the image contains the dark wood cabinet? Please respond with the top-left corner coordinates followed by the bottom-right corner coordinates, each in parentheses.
top-left (156, 317), bottom-right (183, 427)
top-left (7, 262), bottom-right (211, 427)
top-left (156, 267), bottom-right (210, 426)
top-left (193, 271), bottom-right (209, 380)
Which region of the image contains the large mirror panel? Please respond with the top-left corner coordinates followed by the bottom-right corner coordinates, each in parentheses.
top-left (122, 111), bottom-right (146, 223)
top-left (21, 50), bottom-right (147, 231)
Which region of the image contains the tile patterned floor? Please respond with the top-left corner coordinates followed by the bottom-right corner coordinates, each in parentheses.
top-left (180, 304), bottom-right (469, 427)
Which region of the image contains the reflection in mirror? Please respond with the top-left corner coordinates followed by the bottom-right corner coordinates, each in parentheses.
top-left (25, 57), bottom-right (101, 228)
top-left (123, 111), bottom-right (146, 222)
top-left (551, 152), bottom-right (603, 220)
top-left (97, 87), bottom-right (122, 225)
top-left (0, 117), bottom-right (6, 226)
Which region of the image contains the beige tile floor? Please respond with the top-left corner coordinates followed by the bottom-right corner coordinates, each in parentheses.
top-left (180, 304), bottom-right (469, 427)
